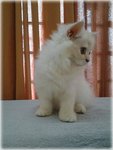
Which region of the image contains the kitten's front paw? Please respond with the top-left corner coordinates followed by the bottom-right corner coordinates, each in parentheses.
top-left (59, 111), bottom-right (77, 122)
top-left (75, 104), bottom-right (86, 114)
top-left (35, 108), bottom-right (52, 117)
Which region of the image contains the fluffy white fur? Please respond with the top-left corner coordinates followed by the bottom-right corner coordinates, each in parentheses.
top-left (35, 21), bottom-right (96, 122)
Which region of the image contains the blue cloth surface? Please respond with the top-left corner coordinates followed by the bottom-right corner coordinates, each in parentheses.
top-left (2, 98), bottom-right (111, 148)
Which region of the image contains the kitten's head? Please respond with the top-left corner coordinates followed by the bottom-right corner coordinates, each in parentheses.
top-left (56, 21), bottom-right (96, 66)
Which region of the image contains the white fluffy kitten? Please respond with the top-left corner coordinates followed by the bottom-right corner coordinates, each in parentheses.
top-left (35, 21), bottom-right (96, 122)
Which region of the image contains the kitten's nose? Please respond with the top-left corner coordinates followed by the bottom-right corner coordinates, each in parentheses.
top-left (86, 59), bottom-right (89, 63)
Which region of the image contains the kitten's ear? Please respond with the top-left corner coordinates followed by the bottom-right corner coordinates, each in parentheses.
top-left (67, 21), bottom-right (84, 39)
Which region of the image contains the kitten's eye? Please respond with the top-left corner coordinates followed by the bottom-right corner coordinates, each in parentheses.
top-left (89, 52), bottom-right (91, 55)
top-left (80, 47), bottom-right (87, 55)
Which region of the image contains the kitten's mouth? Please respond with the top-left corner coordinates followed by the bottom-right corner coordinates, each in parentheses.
top-left (75, 63), bottom-right (87, 66)
top-left (70, 57), bottom-right (87, 66)
top-left (75, 60), bottom-right (87, 66)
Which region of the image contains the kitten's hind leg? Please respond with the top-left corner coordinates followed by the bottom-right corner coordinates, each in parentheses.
top-left (75, 103), bottom-right (86, 114)
top-left (35, 99), bottom-right (53, 117)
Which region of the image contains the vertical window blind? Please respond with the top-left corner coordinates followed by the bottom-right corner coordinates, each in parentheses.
top-left (2, 1), bottom-right (113, 100)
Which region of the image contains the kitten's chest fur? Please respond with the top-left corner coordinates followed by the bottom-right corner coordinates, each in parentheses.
top-left (48, 65), bottom-right (84, 95)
